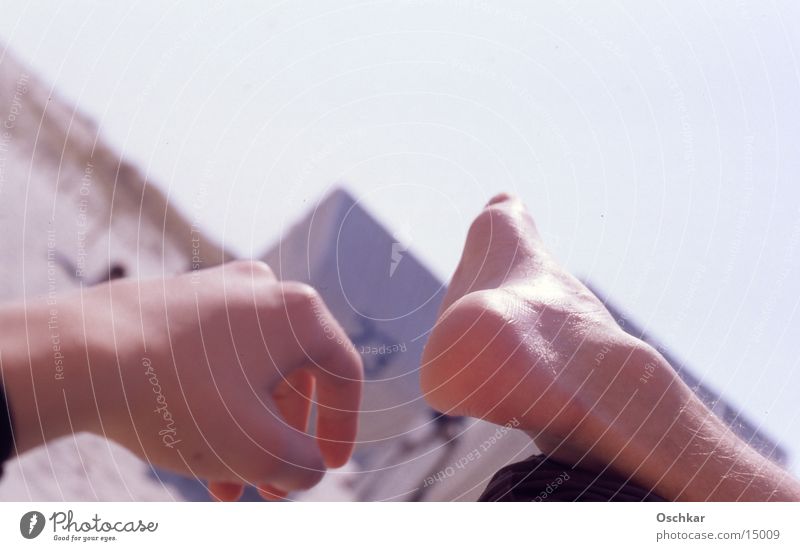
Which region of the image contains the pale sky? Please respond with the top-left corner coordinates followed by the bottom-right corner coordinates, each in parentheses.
top-left (2, 0), bottom-right (799, 472)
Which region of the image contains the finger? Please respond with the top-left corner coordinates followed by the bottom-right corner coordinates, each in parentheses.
top-left (275, 283), bottom-right (363, 468)
top-left (261, 370), bottom-right (314, 501)
top-left (254, 398), bottom-right (326, 493)
top-left (272, 370), bottom-right (314, 433)
top-left (208, 481), bottom-right (244, 502)
top-left (301, 304), bottom-right (363, 468)
top-left (481, 192), bottom-right (543, 247)
top-left (257, 484), bottom-right (288, 501)
top-left (439, 193), bottom-right (545, 313)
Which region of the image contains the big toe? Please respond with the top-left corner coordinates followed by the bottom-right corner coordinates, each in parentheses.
top-left (485, 191), bottom-right (516, 206)
top-left (442, 194), bottom-right (547, 310)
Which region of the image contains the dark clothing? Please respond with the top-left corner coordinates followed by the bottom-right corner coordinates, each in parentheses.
top-left (0, 384), bottom-right (13, 477)
top-left (478, 454), bottom-right (665, 502)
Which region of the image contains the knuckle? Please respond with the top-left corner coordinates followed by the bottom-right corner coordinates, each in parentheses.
top-left (421, 289), bottom-right (514, 408)
top-left (332, 347), bottom-right (364, 384)
top-left (443, 289), bottom-right (514, 329)
top-left (280, 281), bottom-right (322, 313)
top-left (227, 259), bottom-right (275, 280)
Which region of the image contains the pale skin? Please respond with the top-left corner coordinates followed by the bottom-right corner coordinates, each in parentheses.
top-left (2, 198), bottom-right (798, 502)
top-left (421, 193), bottom-right (800, 501)
top-left (0, 260), bottom-right (363, 501)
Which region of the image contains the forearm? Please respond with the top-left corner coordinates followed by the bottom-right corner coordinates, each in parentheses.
top-left (592, 352), bottom-right (800, 501)
top-left (630, 401), bottom-right (799, 501)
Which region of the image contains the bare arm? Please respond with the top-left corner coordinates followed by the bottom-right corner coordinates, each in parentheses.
top-left (420, 193), bottom-right (800, 501)
top-left (0, 261), bottom-right (363, 500)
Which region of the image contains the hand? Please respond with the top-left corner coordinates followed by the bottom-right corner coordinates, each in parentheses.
top-left (421, 193), bottom-right (654, 461)
top-left (1, 261), bottom-right (363, 501)
top-left (420, 194), bottom-right (800, 500)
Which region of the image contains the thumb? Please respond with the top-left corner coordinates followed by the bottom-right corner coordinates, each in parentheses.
top-left (250, 399), bottom-right (326, 493)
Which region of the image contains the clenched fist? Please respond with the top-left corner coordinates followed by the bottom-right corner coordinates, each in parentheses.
top-left (1, 261), bottom-right (363, 501)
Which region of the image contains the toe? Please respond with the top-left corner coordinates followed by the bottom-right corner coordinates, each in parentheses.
top-left (485, 192), bottom-right (517, 206)
top-left (438, 194), bottom-right (548, 313)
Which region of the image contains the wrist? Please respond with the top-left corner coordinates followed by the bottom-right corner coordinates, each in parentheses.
top-left (0, 295), bottom-right (108, 453)
top-left (534, 339), bottom-right (687, 463)
top-left (567, 341), bottom-right (700, 491)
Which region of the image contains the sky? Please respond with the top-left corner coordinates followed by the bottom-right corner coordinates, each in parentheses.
top-left (2, 0), bottom-right (799, 472)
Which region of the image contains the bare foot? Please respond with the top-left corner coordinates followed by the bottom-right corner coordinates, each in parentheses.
top-left (421, 194), bottom-right (675, 466)
top-left (421, 194), bottom-right (800, 501)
